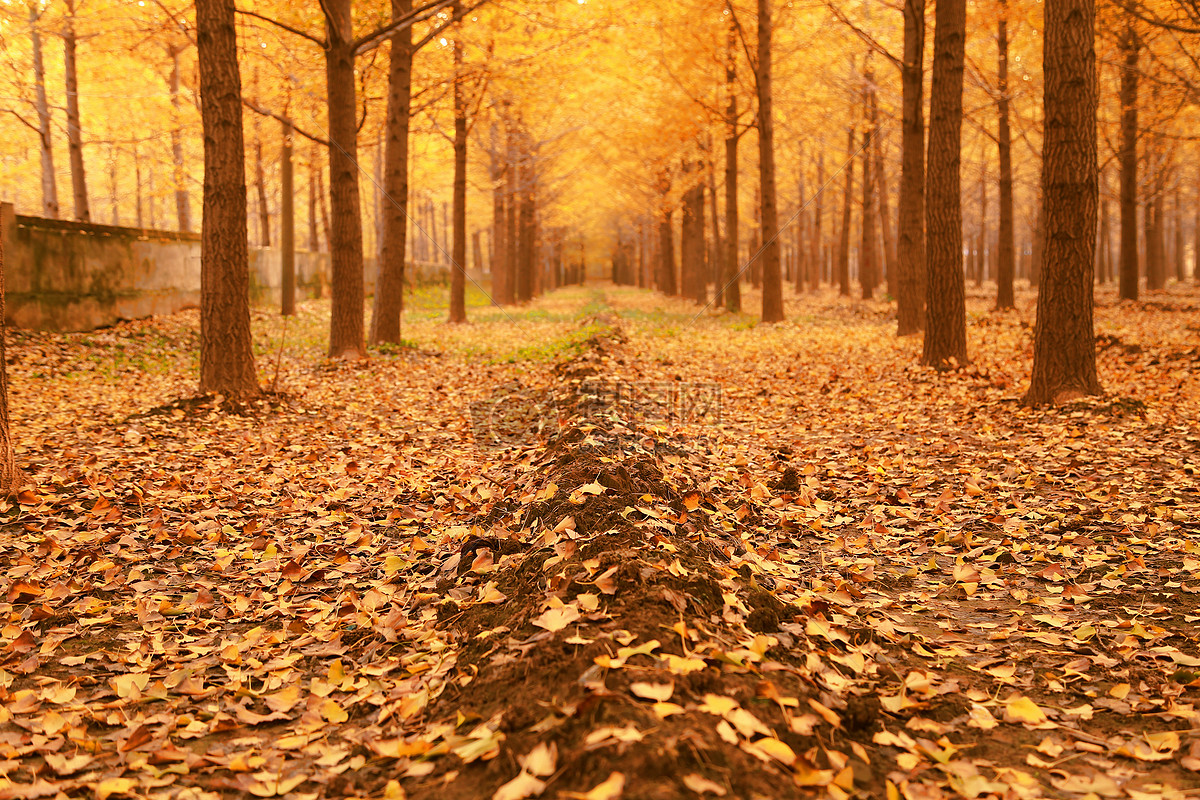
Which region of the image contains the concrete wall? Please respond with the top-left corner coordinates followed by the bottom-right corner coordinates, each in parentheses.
top-left (0, 203), bottom-right (466, 332)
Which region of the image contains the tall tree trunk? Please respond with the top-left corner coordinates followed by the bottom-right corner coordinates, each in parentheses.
top-left (30, 6), bottom-right (59, 219)
top-left (135, 142), bottom-right (144, 227)
top-left (196, 0), bottom-right (259, 398)
top-left (503, 123), bottom-right (519, 304)
top-left (1147, 187), bottom-right (1165, 290)
top-left (169, 44), bottom-right (192, 231)
top-left (281, 118), bottom-right (296, 316)
top-left (795, 153), bottom-right (807, 293)
top-left (659, 202), bottom-right (677, 297)
top-left (1098, 182), bottom-right (1110, 284)
top-left (63, 0), bottom-right (90, 222)
top-left (318, 158), bottom-right (331, 252)
top-left (1194, 163), bottom-right (1199, 283)
top-left (837, 126), bottom-right (854, 296)
top-left (1174, 185), bottom-right (1185, 282)
top-left (708, 155), bottom-right (722, 305)
top-left (996, 0), bottom-right (1015, 309)
top-left (0, 212), bottom-right (20, 492)
top-left (896, 0), bottom-right (926, 334)
top-left (977, 169), bottom-right (987, 286)
top-left (490, 123), bottom-right (508, 304)
top-left (860, 65), bottom-right (878, 300)
top-left (1118, 25), bottom-right (1139, 301)
top-left (254, 133), bottom-right (270, 246)
top-left (1031, 191), bottom-right (1045, 287)
top-left (876, 133), bottom-right (897, 298)
top-left (1025, 0), bottom-right (1100, 405)
top-left (724, 12), bottom-right (741, 313)
top-left (370, 0), bottom-right (413, 340)
top-left (681, 163), bottom-right (707, 305)
top-left (323, 0), bottom-right (366, 358)
top-left (757, 0), bottom-right (784, 322)
top-left (921, 0), bottom-right (969, 367)
top-left (812, 150), bottom-right (824, 289)
top-left (449, 10), bottom-right (467, 324)
top-left (308, 145), bottom-right (320, 250)
top-left (517, 144), bottom-right (535, 302)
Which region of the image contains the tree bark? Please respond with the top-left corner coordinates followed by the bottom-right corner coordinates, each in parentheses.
top-left (169, 44), bottom-right (192, 231)
top-left (490, 122), bottom-right (508, 304)
top-left (681, 163), bottom-right (707, 305)
top-left (795, 153), bottom-right (807, 293)
top-left (757, 0), bottom-right (784, 322)
top-left (370, 0), bottom-right (414, 339)
top-left (658, 202), bottom-right (677, 297)
top-left (503, 123), bottom-right (519, 304)
top-left (996, 0), bottom-right (1016, 309)
top-left (196, 0), bottom-right (259, 398)
top-left (30, 6), bottom-right (59, 219)
top-left (708, 155), bottom-right (722, 305)
top-left (921, 0), bottom-right (969, 368)
top-left (812, 150), bottom-right (824, 288)
top-left (724, 13), bottom-right (741, 313)
top-left (64, 0), bottom-right (90, 222)
top-left (896, 0), bottom-right (926, 335)
top-left (1118, 25), bottom-right (1139, 300)
top-left (516, 143), bottom-right (535, 302)
top-left (309, 145), bottom-right (320, 251)
top-left (0, 209), bottom-right (20, 492)
top-left (254, 133), bottom-right (270, 246)
top-left (837, 125), bottom-right (854, 297)
top-left (281, 118), bottom-right (296, 316)
top-left (860, 64), bottom-right (878, 300)
top-left (876, 132), bottom-right (897, 299)
top-left (324, 0), bottom-right (367, 358)
top-left (1025, 0), bottom-right (1100, 405)
top-left (449, 9), bottom-right (467, 324)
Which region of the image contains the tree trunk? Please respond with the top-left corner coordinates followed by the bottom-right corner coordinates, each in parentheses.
top-left (1118, 26), bottom-right (1139, 301)
top-left (196, 0), bottom-right (259, 398)
top-left (64, 0), bottom-right (90, 222)
top-left (309, 146), bottom-right (320, 250)
top-left (724, 14), bottom-right (741, 313)
top-left (812, 150), bottom-right (824, 288)
top-left (1031, 191), bottom-right (1045, 287)
top-left (977, 169), bottom-right (987, 286)
top-left (370, 0), bottom-right (414, 338)
top-left (757, 0), bottom-right (784, 322)
top-left (860, 65), bottom-right (878, 300)
top-left (503, 124), bottom-right (519, 304)
top-left (837, 125), bottom-right (854, 297)
top-left (921, 0), bottom-right (969, 368)
top-left (708, 156), bottom-right (722, 305)
top-left (876, 132), bottom-right (897, 299)
top-left (170, 44), bottom-right (192, 231)
top-left (1098, 183), bottom-right (1110, 284)
top-left (1174, 186), bottom-right (1185, 282)
top-left (1025, 0), bottom-right (1100, 405)
top-left (996, 0), bottom-right (1015, 309)
top-left (281, 118), bottom-right (296, 316)
top-left (795, 153), bottom-right (807, 293)
top-left (324, 0), bottom-right (366, 358)
top-left (681, 163), bottom-right (707, 305)
top-left (896, 0), bottom-right (926, 335)
top-left (30, 6), bottom-right (59, 219)
top-left (254, 133), bottom-right (270, 246)
top-left (0, 208), bottom-right (20, 492)
top-left (449, 12), bottom-right (468, 324)
top-left (659, 207), bottom-right (677, 296)
top-left (490, 124), bottom-right (508, 304)
top-left (517, 146), bottom-right (535, 302)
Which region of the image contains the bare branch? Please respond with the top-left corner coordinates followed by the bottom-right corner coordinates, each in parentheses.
top-left (235, 9), bottom-right (325, 47)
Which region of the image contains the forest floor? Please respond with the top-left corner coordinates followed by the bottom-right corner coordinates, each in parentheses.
top-left (1, 281), bottom-right (1199, 800)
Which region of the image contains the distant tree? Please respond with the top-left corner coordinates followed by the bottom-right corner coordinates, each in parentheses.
top-left (723, 5), bottom-right (742, 313)
top-left (195, 0), bottom-right (259, 398)
top-left (62, 0), bottom-right (90, 222)
top-left (1025, 0), bottom-right (1101, 405)
top-left (995, 0), bottom-right (1016, 310)
top-left (921, 0), bottom-right (968, 368)
top-left (757, 0), bottom-right (784, 322)
top-left (449, 0), bottom-right (468, 324)
top-left (1118, 25), bottom-right (1139, 300)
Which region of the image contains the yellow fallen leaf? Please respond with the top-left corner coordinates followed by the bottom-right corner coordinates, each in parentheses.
top-left (755, 737), bottom-right (797, 766)
top-left (264, 683), bottom-right (302, 713)
top-left (520, 742), bottom-right (557, 777)
top-left (579, 482), bottom-right (606, 496)
top-left (94, 778), bottom-right (137, 800)
top-left (630, 681), bottom-right (674, 702)
top-left (582, 772), bottom-right (624, 800)
top-left (664, 654), bottom-right (707, 674)
top-left (681, 773), bottom-right (726, 796)
top-left (532, 605), bottom-right (581, 633)
top-left (321, 699), bottom-right (349, 724)
top-left (967, 703), bottom-right (998, 730)
top-left (1004, 695), bottom-right (1050, 727)
top-left (493, 771), bottom-right (546, 800)
top-left (652, 701), bottom-right (685, 718)
top-left (698, 694), bottom-right (739, 716)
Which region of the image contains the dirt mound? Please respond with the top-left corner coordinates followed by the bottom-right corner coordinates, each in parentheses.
top-left (346, 317), bottom-right (896, 800)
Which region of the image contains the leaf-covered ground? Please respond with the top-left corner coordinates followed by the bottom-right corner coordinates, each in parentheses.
top-left (2, 282), bottom-right (1199, 800)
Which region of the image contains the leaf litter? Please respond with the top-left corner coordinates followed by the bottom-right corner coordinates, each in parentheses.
top-left (0, 283), bottom-right (1198, 799)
